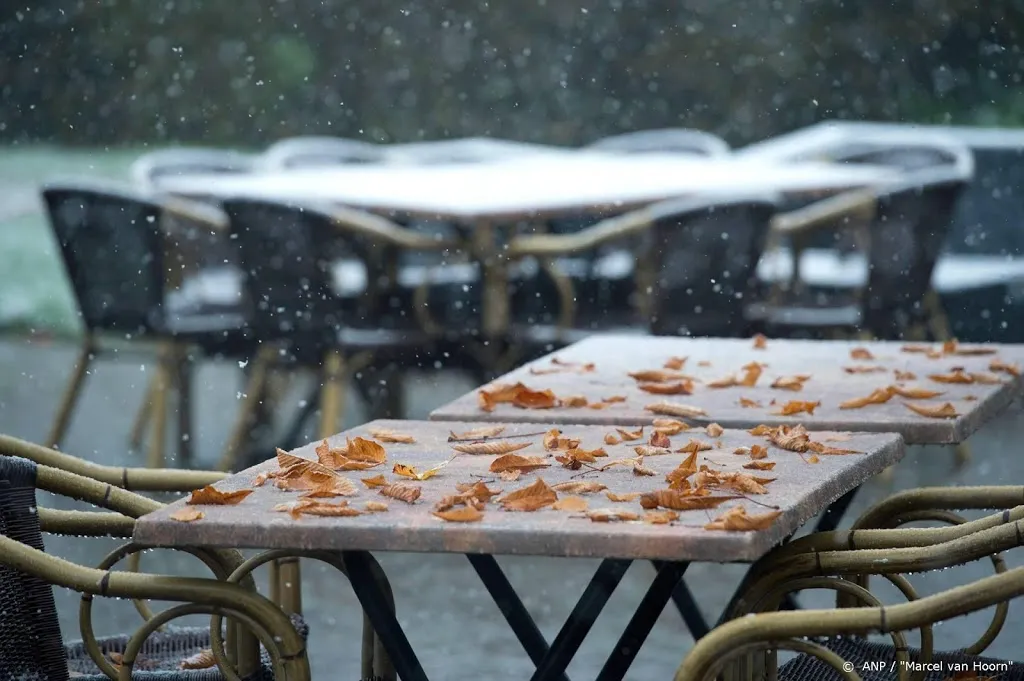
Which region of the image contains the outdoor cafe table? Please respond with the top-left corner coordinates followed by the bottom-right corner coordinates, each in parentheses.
top-left (156, 154), bottom-right (900, 340)
top-left (134, 419), bottom-right (904, 681)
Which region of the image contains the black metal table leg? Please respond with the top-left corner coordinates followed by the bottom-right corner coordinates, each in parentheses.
top-left (652, 560), bottom-right (709, 639)
top-left (342, 551), bottom-right (430, 681)
top-left (596, 561), bottom-right (689, 681)
top-left (467, 554), bottom-right (569, 681)
top-left (528, 559), bottom-right (631, 681)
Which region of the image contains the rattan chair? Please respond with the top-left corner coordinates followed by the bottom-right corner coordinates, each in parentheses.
top-left (585, 128), bottom-right (731, 157)
top-left (131, 148), bottom-right (254, 191)
top-left (675, 486), bottom-right (1024, 681)
top-left (40, 181), bottom-right (256, 469)
top-left (258, 138), bottom-right (382, 169)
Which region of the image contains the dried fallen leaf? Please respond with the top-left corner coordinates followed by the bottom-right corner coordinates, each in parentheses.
top-left (605, 491), bottom-right (641, 502)
top-left (628, 369), bottom-right (690, 383)
top-left (364, 501), bottom-right (389, 512)
top-left (705, 506), bottom-right (782, 532)
top-left (707, 374), bottom-right (739, 389)
top-left (552, 481), bottom-right (608, 495)
top-left (604, 432), bottom-right (621, 445)
top-left (393, 457), bottom-right (453, 481)
top-left (738, 397), bottom-right (762, 408)
top-left (766, 425), bottom-right (812, 453)
top-left (652, 418), bottom-right (690, 435)
top-left (499, 478), bottom-right (558, 511)
top-left (633, 445), bottom-right (671, 457)
top-left (904, 401), bottom-right (959, 419)
top-left (616, 426), bottom-right (645, 441)
top-left (638, 380), bottom-right (694, 395)
top-left (379, 483), bottom-right (422, 504)
top-left (298, 488), bottom-right (350, 499)
top-left (773, 400), bottom-right (821, 416)
top-left (633, 462), bottom-right (657, 477)
top-left (490, 454), bottom-right (551, 473)
top-left (543, 428), bottom-right (581, 451)
top-left (367, 428), bottom-right (416, 444)
top-left (928, 369), bottom-right (974, 385)
top-left (433, 506), bottom-right (484, 522)
top-left (499, 469), bottom-right (522, 482)
top-left (664, 356), bottom-right (687, 370)
top-left (889, 385), bottom-right (945, 399)
top-left (170, 507), bottom-right (205, 523)
top-left (969, 372), bottom-right (1003, 385)
top-left (552, 496), bottom-right (589, 512)
top-left (843, 365), bottom-right (886, 374)
top-left (840, 387), bottom-right (895, 410)
top-left (253, 472), bottom-right (269, 487)
top-left (744, 461), bottom-right (777, 471)
top-left (902, 344), bottom-right (933, 354)
top-left (286, 500), bottom-right (363, 519)
top-left (944, 340), bottom-right (997, 356)
top-left (749, 445), bottom-right (768, 459)
top-left (645, 401), bottom-right (708, 419)
top-left (345, 437), bottom-right (388, 463)
top-left (644, 510), bottom-right (680, 524)
top-left (677, 438), bottom-right (713, 454)
top-left (770, 375), bottom-right (811, 391)
top-left (314, 439), bottom-right (384, 470)
top-left (448, 425), bottom-right (506, 441)
top-left (586, 508), bottom-right (641, 522)
top-left (454, 481), bottom-right (503, 501)
top-left (649, 430), bottom-right (671, 448)
top-left (188, 486), bottom-right (252, 506)
top-left (640, 490), bottom-right (741, 511)
top-left (705, 423), bottom-right (724, 438)
top-left (560, 395), bottom-right (589, 408)
top-left (850, 347), bottom-right (875, 360)
top-left (361, 474), bottom-right (387, 489)
top-left (180, 649), bottom-right (216, 670)
top-left (451, 440), bottom-right (531, 455)
top-left (752, 334), bottom-right (767, 349)
top-left (894, 370), bottom-right (916, 381)
top-left (740, 362), bottom-right (764, 387)
top-left (808, 442), bottom-right (862, 455)
top-left (990, 359), bottom-right (1021, 377)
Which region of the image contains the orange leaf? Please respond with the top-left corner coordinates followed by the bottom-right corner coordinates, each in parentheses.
top-left (808, 442), bottom-right (861, 455)
top-left (766, 425), bottom-right (812, 453)
top-left (750, 444), bottom-right (768, 459)
top-left (843, 365), bottom-right (886, 374)
top-left (840, 387), bottom-right (895, 409)
top-left (705, 423), bottom-right (724, 438)
top-left (379, 483), bottom-right (422, 504)
top-left (633, 445), bottom-right (671, 457)
top-left (628, 369), bottom-right (690, 383)
top-left (314, 439), bottom-right (384, 470)
top-left (451, 440), bottom-right (531, 455)
top-left (188, 486), bottom-right (252, 506)
top-left (616, 426), bottom-right (645, 441)
top-left (361, 474), bottom-right (387, 488)
top-left (604, 432), bottom-right (621, 445)
top-left (652, 418), bottom-right (690, 435)
top-left (586, 508), bottom-right (641, 522)
top-left (633, 462), bottom-right (657, 477)
top-left (552, 481), bottom-right (607, 494)
top-left (947, 342), bottom-right (997, 356)
top-left (498, 477), bottom-right (557, 511)
top-left (705, 506), bottom-right (782, 531)
top-left (894, 370), bottom-right (916, 381)
top-left (282, 500), bottom-right (363, 519)
top-left (299, 487), bottom-right (350, 499)
top-left (888, 385), bottom-right (944, 399)
top-left (170, 507), bottom-right (205, 522)
top-left (364, 501), bottom-right (389, 512)
top-left (644, 510), bottom-right (680, 524)
top-left (433, 506), bottom-right (484, 522)
top-left (970, 372), bottom-right (1003, 385)
top-left (707, 374), bottom-right (739, 389)
top-left (552, 496), bottom-right (589, 511)
top-left (512, 387), bottom-right (559, 409)
top-left (850, 347), bottom-right (874, 360)
top-left (393, 458), bottom-right (452, 481)
top-left (752, 334), bottom-right (767, 349)
top-left (928, 369), bottom-right (974, 384)
top-left (743, 461), bottom-right (776, 470)
top-left (477, 382), bottom-right (528, 411)
top-left (344, 437), bottom-right (388, 464)
top-left (499, 469), bottom-right (522, 482)
top-left (180, 649), bottom-right (216, 670)
top-left (664, 356), bottom-right (687, 370)
top-left (990, 359), bottom-right (1021, 377)
top-left (489, 454), bottom-right (551, 473)
top-left (543, 429), bottom-right (581, 451)
top-left (638, 380), bottom-right (694, 395)
top-left (448, 425), bottom-right (506, 441)
top-left (649, 430), bottom-right (671, 448)
top-left (901, 344), bottom-right (933, 354)
top-left (605, 491), bottom-right (641, 502)
top-left (367, 428), bottom-right (416, 444)
top-left (904, 401), bottom-right (959, 419)
top-left (738, 397), bottom-right (762, 408)
top-left (740, 362), bottom-right (764, 387)
top-left (677, 438), bottom-right (713, 454)
top-left (454, 481), bottom-right (504, 501)
top-left (645, 401), bottom-right (708, 418)
top-left (640, 490), bottom-right (741, 511)
top-left (770, 375), bottom-right (810, 391)
top-left (772, 400), bottom-right (820, 416)
top-left (560, 395), bottom-right (589, 408)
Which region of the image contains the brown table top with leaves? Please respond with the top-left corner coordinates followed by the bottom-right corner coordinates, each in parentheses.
top-left (134, 419), bottom-right (902, 563)
top-left (428, 335), bottom-right (1024, 445)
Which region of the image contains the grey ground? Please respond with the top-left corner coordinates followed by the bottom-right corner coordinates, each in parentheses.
top-left (2, 336), bottom-right (1023, 680)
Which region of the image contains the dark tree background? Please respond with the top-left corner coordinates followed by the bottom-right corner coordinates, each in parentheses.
top-left (2, 0), bottom-right (1023, 147)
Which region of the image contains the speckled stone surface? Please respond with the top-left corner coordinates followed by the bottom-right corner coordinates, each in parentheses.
top-left (134, 419), bottom-right (904, 563)
top-left (429, 336), bottom-right (1024, 444)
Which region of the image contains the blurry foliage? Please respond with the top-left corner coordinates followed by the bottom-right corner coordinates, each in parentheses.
top-left (2, 0), bottom-right (1023, 147)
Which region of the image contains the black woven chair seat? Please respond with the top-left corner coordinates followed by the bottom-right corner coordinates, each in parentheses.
top-left (65, 614), bottom-right (308, 680)
top-left (778, 638), bottom-right (1024, 681)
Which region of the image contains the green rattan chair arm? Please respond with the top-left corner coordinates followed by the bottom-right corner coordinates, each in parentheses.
top-left (0, 433), bottom-right (226, 491)
top-left (770, 187), bottom-right (876, 236)
top-left (38, 508), bottom-right (136, 537)
top-left (852, 485), bottom-right (1024, 531)
top-left (506, 208), bottom-right (652, 258)
top-left (675, 565), bottom-right (1024, 681)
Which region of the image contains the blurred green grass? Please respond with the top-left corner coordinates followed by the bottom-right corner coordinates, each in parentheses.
top-left (0, 146), bottom-right (143, 336)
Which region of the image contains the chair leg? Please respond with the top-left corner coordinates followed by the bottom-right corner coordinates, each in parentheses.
top-left (174, 346), bottom-right (194, 469)
top-left (128, 378), bottom-right (156, 450)
top-left (146, 345), bottom-right (172, 469)
top-left (45, 337), bottom-right (96, 449)
top-left (954, 442), bottom-right (972, 467)
top-left (318, 349), bottom-right (348, 440)
top-left (217, 345), bottom-right (276, 472)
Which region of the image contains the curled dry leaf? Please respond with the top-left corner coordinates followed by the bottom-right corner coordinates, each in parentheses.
top-left (707, 374), bottom-right (739, 389)
top-left (393, 457), bottom-right (453, 481)
top-left (894, 370), bottom-right (916, 381)
top-left (738, 397), bottom-right (762, 408)
top-left (750, 444), bottom-right (768, 459)
top-left (638, 380), bottom-right (694, 395)
top-left (928, 369), bottom-right (974, 384)
top-left (901, 344), bottom-right (933, 354)
top-left (180, 649), bottom-right (216, 670)
top-left (970, 372), bottom-right (1003, 385)
top-left (364, 501), bottom-right (389, 512)
top-left (345, 437), bottom-right (389, 464)
top-left (705, 506), bottom-right (783, 532)
top-left (560, 395), bottom-right (589, 408)
top-left (498, 477), bottom-right (557, 511)
top-left (649, 430), bottom-right (671, 448)
top-left (644, 510), bottom-right (680, 525)
top-left (653, 418), bottom-right (690, 435)
top-left (451, 440), bottom-right (531, 455)
top-left (283, 500), bottom-right (363, 519)
top-left (990, 359), bottom-right (1021, 377)
top-left (808, 442), bottom-right (861, 455)
top-left (586, 508), bottom-right (641, 522)
top-left (705, 423), bottom-right (724, 438)
top-left (628, 369), bottom-right (690, 383)
top-left (315, 438), bottom-right (384, 470)
top-left (733, 446), bottom-right (751, 456)
top-left (666, 451), bottom-right (699, 485)
top-left (299, 488), bottom-right (350, 499)
top-left (170, 507), bottom-right (205, 523)
top-left (433, 506), bottom-right (485, 523)
top-left (752, 334), bottom-right (767, 349)
top-left (677, 438), bottom-right (713, 454)
top-left (843, 365), bottom-right (886, 374)
top-left (634, 445), bottom-right (671, 457)
top-left (640, 490), bottom-right (741, 511)
top-left (556, 450), bottom-right (598, 470)
top-left (605, 491), bottom-right (641, 502)
top-left (645, 401), bottom-right (708, 419)
top-left (770, 375), bottom-right (810, 391)
top-left (941, 339), bottom-right (996, 356)
top-left (740, 362), bottom-right (764, 387)
top-left (616, 426), bottom-right (645, 441)
top-left (367, 428), bottom-right (416, 444)
top-left (499, 469), bottom-right (522, 482)
top-left (478, 382), bottom-right (558, 411)
top-left (904, 401), bottom-right (959, 419)
top-left (448, 425), bottom-right (506, 441)
top-left (490, 454), bottom-right (551, 473)
top-left (543, 428), bottom-right (581, 451)
top-left (850, 347), bottom-right (875, 360)
top-left (664, 356), bottom-right (687, 370)
top-left (361, 474), bottom-right (387, 489)
top-left (552, 480), bottom-right (607, 495)
top-left (633, 462), bottom-right (657, 477)
top-left (773, 400), bottom-right (820, 416)
top-left (378, 483), bottom-right (422, 504)
top-left (552, 496), bottom-right (589, 512)
top-left (455, 481), bottom-right (503, 500)
top-left (765, 425), bottom-right (812, 453)
top-left (743, 460), bottom-right (777, 471)
top-left (889, 385), bottom-right (944, 399)
top-left (604, 432), bottom-right (621, 445)
top-left (840, 387), bottom-right (894, 410)
top-left (188, 486), bottom-right (252, 506)
top-left (253, 472), bottom-right (269, 487)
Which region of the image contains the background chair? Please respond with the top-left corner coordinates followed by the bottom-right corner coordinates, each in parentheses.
top-left (41, 181), bottom-right (253, 469)
top-left (585, 128), bottom-right (731, 157)
top-left (258, 137), bottom-right (382, 169)
top-left (131, 148), bottom-right (254, 190)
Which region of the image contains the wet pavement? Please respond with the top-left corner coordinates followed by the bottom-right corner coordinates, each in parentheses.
top-left (2, 335), bottom-right (1022, 680)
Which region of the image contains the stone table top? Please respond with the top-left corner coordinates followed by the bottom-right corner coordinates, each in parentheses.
top-left (429, 336), bottom-right (1024, 445)
top-left (134, 419), bottom-right (904, 563)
